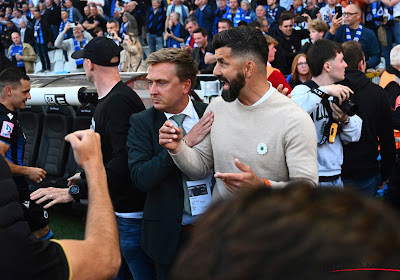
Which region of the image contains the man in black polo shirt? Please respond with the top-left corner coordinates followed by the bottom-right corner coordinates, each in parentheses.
top-left (32, 37), bottom-right (154, 279)
top-left (0, 68), bottom-right (51, 240)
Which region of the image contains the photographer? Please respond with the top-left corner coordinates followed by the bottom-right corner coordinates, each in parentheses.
top-left (54, 22), bottom-right (92, 73)
top-left (291, 39), bottom-right (362, 187)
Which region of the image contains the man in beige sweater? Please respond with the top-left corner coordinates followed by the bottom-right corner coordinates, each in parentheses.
top-left (160, 26), bottom-right (319, 200)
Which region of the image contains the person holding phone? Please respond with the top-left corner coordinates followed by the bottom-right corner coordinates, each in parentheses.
top-left (165, 12), bottom-right (189, 48)
top-left (319, 0), bottom-right (342, 26)
top-left (325, 4), bottom-right (380, 69)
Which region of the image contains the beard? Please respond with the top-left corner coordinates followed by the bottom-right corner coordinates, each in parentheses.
top-left (219, 70), bottom-right (246, 103)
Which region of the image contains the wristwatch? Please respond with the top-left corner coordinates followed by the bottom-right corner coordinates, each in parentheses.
top-left (68, 185), bottom-right (80, 202)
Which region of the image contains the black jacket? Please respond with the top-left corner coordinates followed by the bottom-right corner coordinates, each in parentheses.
top-left (82, 81), bottom-right (147, 213)
top-left (272, 28), bottom-right (309, 75)
top-left (381, 65), bottom-right (400, 130)
top-left (127, 100), bottom-right (207, 265)
top-left (340, 69), bottom-right (395, 181)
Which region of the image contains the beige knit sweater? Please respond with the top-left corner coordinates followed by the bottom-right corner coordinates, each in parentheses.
top-left (171, 90), bottom-right (318, 201)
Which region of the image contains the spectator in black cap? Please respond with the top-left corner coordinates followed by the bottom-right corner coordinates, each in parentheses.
top-left (33, 36), bottom-right (154, 279)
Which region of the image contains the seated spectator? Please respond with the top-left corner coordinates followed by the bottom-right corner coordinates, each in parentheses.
top-left (223, 0), bottom-right (245, 27)
top-left (120, 33), bottom-right (146, 71)
top-left (273, 14), bottom-right (310, 75)
top-left (203, 19), bottom-right (233, 65)
top-left (58, 8), bottom-right (73, 40)
top-left (33, 8), bottom-right (51, 72)
top-left (213, 0), bottom-right (229, 35)
top-left (301, 18), bottom-right (328, 54)
top-left (264, 34), bottom-right (292, 94)
top-left (190, 27), bottom-right (215, 74)
top-left (255, 5), bottom-right (268, 22)
top-left (259, 18), bottom-right (270, 34)
top-left (83, 5), bottom-right (90, 21)
top-left (217, 18), bottom-right (233, 33)
top-left (194, 0), bottom-right (214, 38)
top-left (8, 31), bottom-right (37, 74)
top-left (171, 183), bottom-right (400, 280)
top-left (326, 4), bottom-right (380, 69)
top-left (288, 53), bottom-right (311, 89)
top-left (165, 11), bottom-right (189, 48)
top-left (83, 5), bottom-right (105, 36)
top-left (241, 0), bottom-right (257, 24)
top-left (183, 16), bottom-right (199, 53)
top-left (166, 0), bottom-right (189, 27)
top-left (0, 129), bottom-right (121, 280)
top-left (55, 22), bottom-right (93, 72)
top-left (146, 0), bottom-right (165, 54)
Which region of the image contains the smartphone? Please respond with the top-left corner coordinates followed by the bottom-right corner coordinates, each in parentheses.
top-left (166, 27), bottom-right (171, 33)
top-left (335, 6), bottom-right (342, 18)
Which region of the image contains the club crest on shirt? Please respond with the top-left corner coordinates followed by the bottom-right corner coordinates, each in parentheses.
top-left (1, 121), bottom-right (14, 138)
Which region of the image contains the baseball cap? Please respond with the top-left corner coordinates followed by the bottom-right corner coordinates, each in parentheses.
top-left (71, 36), bottom-right (120, 67)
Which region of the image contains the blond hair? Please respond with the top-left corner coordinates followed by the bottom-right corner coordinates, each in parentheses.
top-left (146, 48), bottom-right (198, 89)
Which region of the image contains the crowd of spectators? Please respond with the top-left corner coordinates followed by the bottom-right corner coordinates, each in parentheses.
top-left (0, 0), bottom-right (397, 75)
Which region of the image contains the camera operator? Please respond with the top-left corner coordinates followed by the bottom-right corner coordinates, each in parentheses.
top-left (291, 39), bottom-right (362, 187)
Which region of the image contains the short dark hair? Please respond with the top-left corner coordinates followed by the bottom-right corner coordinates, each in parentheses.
top-left (219, 18), bottom-right (233, 28)
top-left (248, 20), bottom-right (261, 29)
top-left (238, 20), bottom-right (247, 26)
top-left (212, 26), bottom-right (268, 69)
top-left (342, 41), bottom-right (364, 71)
top-left (307, 39), bottom-right (343, 77)
top-left (0, 68), bottom-right (29, 93)
top-left (278, 13), bottom-right (294, 26)
top-left (193, 27), bottom-right (207, 37)
top-left (171, 182), bottom-right (400, 280)
top-left (107, 18), bottom-right (120, 29)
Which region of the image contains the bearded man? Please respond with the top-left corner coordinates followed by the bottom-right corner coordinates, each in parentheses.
top-left (159, 26), bottom-right (318, 201)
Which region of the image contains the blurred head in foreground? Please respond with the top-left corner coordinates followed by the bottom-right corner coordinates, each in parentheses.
top-left (172, 182), bottom-right (400, 280)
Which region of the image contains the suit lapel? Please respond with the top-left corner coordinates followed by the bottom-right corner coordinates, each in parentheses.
top-left (153, 107), bottom-right (167, 135)
top-left (193, 100), bottom-right (207, 118)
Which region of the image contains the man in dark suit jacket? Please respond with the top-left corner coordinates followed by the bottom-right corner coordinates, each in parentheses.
top-left (127, 48), bottom-right (213, 280)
